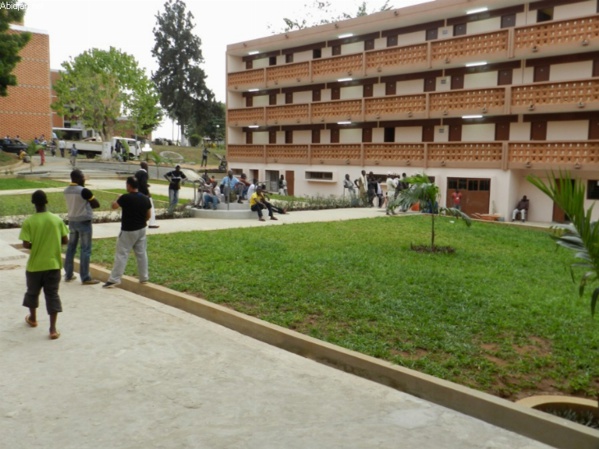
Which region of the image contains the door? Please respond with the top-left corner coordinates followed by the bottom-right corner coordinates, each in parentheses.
top-left (285, 170), bottom-right (295, 196)
top-left (446, 177), bottom-right (491, 216)
top-left (552, 178), bottom-right (575, 223)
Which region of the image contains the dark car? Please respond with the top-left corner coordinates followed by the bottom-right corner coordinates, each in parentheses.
top-left (0, 138), bottom-right (28, 154)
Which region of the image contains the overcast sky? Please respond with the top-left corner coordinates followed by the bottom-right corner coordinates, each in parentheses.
top-left (21, 0), bottom-right (429, 138)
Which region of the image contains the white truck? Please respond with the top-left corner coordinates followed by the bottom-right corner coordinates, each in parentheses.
top-left (67, 137), bottom-right (141, 160)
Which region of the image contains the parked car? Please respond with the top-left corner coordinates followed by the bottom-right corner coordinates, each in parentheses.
top-left (0, 138), bottom-right (28, 154)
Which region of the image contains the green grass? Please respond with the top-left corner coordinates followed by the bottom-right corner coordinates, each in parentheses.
top-left (152, 144), bottom-right (225, 166)
top-left (0, 188), bottom-right (169, 217)
top-left (0, 178), bottom-right (67, 190)
top-left (0, 151), bottom-right (18, 167)
top-left (91, 215), bottom-right (599, 400)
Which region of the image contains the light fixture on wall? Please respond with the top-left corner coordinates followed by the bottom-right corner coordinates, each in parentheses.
top-left (466, 7), bottom-right (488, 14)
top-left (337, 121), bottom-right (352, 125)
top-left (337, 77), bottom-right (353, 82)
top-left (248, 50), bottom-right (259, 55)
top-left (248, 125), bottom-right (259, 129)
top-left (465, 61), bottom-right (487, 67)
top-left (462, 115), bottom-right (483, 119)
top-left (338, 33), bottom-right (353, 39)
top-left (525, 161), bottom-right (532, 168)
top-left (528, 104), bottom-right (535, 111)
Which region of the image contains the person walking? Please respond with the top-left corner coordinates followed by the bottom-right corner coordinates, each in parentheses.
top-left (278, 174), bottom-right (288, 196)
top-left (135, 161), bottom-right (159, 228)
top-left (63, 169), bottom-right (100, 285)
top-left (103, 177), bottom-right (152, 288)
top-left (70, 143), bottom-right (78, 167)
top-left (59, 138), bottom-right (66, 157)
top-left (164, 165), bottom-right (187, 213)
top-left (19, 190), bottom-right (69, 340)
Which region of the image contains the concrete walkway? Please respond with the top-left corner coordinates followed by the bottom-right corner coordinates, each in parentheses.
top-left (0, 156), bottom-right (560, 449)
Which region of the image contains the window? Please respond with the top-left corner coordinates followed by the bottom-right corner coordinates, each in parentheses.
top-left (313, 48), bottom-right (322, 59)
top-left (537, 8), bottom-right (553, 23)
top-left (385, 82), bottom-right (396, 96)
top-left (384, 127), bottom-right (395, 142)
top-left (588, 180), bottom-right (599, 199)
top-left (426, 28), bottom-right (438, 41)
top-left (501, 13), bottom-right (516, 28)
top-left (269, 56), bottom-right (277, 66)
top-left (387, 35), bottom-right (398, 47)
top-left (306, 171), bottom-right (333, 181)
top-left (246, 60), bottom-right (253, 69)
top-left (364, 39), bottom-right (375, 51)
top-left (285, 53), bottom-right (293, 63)
top-left (453, 23), bottom-right (466, 36)
top-left (332, 45), bottom-right (341, 56)
top-left (285, 130), bottom-right (293, 144)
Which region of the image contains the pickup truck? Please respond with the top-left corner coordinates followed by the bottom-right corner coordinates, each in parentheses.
top-left (67, 137), bottom-right (142, 160)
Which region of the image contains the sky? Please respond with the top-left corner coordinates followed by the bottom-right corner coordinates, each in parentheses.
top-left (20, 0), bottom-right (430, 139)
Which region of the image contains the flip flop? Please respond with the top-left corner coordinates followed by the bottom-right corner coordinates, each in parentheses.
top-left (49, 331), bottom-right (61, 340)
top-left (25, 315), bottom-right (38, 327)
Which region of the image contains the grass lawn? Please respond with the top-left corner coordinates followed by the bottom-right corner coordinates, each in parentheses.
top-left (0, 178), bottom-right (67, 190)
top-left (91, 215), bottom-right (599, 400)
top-left (151, 144), bottom-right (225, 167)
top-left (0, 188), bottom-right (169, 217)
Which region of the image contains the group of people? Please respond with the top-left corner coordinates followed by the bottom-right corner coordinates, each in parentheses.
top-left (343, 170), bottom-right (409, 213)
top-left (20, 162), bottom-right (159, 340)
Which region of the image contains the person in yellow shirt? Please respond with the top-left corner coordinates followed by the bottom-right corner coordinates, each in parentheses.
top-left (250, 186), bottom-right (278, 222)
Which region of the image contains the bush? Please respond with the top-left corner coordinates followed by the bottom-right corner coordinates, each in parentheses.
top-left (188, 134), bottom-right (201, 147)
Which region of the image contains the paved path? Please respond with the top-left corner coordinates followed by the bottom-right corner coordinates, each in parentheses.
top-left (0, 156), bottom-right (557, 449)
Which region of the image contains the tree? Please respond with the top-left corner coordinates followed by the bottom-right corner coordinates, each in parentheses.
top-left (127, 76), bottom-right (163, 139)
top-left (528, 171), bottom-right (599, 315)
top-left (152, 0), bottom-right (214, 144)
top-left (392, 173), bottom-right (471, 251)
top-left (275, 0), bottom-right (392, 32)
top-left (52, 47), bottom-right (161, 141)
top-left (0, 0), bottom-right (31, 97)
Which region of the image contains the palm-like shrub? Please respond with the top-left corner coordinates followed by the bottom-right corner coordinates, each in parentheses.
top-left (528, 171), bottom-right (599, 315)
top-left (391, 173), bottom-right (471, 251)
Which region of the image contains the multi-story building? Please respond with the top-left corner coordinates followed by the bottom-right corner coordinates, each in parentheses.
top-left (225, 0), bottom-right (599, 223)
top-left (0, 23), bottom-right (52, 140)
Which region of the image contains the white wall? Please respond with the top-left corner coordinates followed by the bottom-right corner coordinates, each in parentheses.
top-left (467, 18), bottom-right (501, 35)
top-left (340, 85), bottom-right (363, 100)
top-left (253, 131), bottom-right (268, 145)
top-left (340, 128), bottom-right (362, 143)
top-left (397, 79), bottom-right (424, 95)
top-left (464, 72), bottom-right (497, 89)
top-left (551, 61), bottom-right (593, 82)
top-left (295, 130), bottom-right (311, 144)
top-left (555, 1), bottom-right (596, 20)
top-left (510, 122), bottom-right (531, 141)
top-left (396, 126), bottom-right (421, 142)
top-left (547, 121), bottom-right (588, 141)
top-left (462, 124), bottom-right (495, 142)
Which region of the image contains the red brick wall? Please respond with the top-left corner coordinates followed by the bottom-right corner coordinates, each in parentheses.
top-left (0, 29), bottom-right (51, 140)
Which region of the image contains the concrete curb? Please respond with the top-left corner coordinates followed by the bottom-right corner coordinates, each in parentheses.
top-left (82, 260), bottom-right (598, 449)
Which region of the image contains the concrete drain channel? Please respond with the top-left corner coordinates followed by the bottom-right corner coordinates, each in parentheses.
top-left (0, 264), bottom-right (21, 270)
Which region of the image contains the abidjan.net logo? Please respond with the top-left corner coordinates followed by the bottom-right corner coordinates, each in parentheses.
top-left (0, 2), bottom-right (28, 10)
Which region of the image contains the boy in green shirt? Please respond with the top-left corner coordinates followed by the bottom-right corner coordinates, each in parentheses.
top-left (19, 190), bottom-right (69, 340)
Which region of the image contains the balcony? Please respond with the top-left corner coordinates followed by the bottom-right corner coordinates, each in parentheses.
top-left (429, 88), bottom-right (506, 118)
top-left (266, 104), bottom-right (310, 125)
top-left (311, 54), bottom-right (363, 82)
top-left (229, 141), bottom-right (599, 171)
top-left (266, 62), bottom-right (310, 88)
top-left (364, 143), bottom-right (425, 167)
top-left (364, 95), bottom-right (427, 121)
top-left (364, 44), bottom-right (428, 77)
top-left (427, 142), bottom-right (504, 168)
top-left (228, 69), bottom-right (265, 91)
top-left (311, 99), bottom-right (362, 123)
top-left (514, 15), bottom-right (599, 58)
top-left (228, 107), bottom-right (265, 126)
top-left (508, 141), bottom-right (599, 169)
top-left (511, 80), bottom-right (599, 114)
top-left (430, 30), bottom-right (509, 67)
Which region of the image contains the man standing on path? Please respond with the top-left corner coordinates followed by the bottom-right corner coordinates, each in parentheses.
top-left (164, 165), bottom-right (187, 213)
top-left (20, 190), bottom-right (69, 340)
top-left (103, 177), bottom-right (152, 288)
top-left (63, 169), bottom-right (100, 285)
top-left (70, 144), bottom-right (78, 167)
top-left (135, 161), bottom-right (159, 228)
top-left (201, 146), bottom-right (209, 167)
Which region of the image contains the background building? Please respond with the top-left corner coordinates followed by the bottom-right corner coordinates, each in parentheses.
top-left (0, 24), bottom-right (51, 140)
top-left (225, 0), bottom-right (599, 223)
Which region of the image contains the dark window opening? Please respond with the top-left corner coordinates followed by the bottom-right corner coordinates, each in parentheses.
top-left (306, 171), bottom-right (333, 180)
top-left (332, 45), bottom-right (341, 56)
top-left (387, 35), bottom-right (398, 47)
top-left (501, 13), bottom-right (516, 28)
top-left (313, 49), bottom-right (322, 59)
top-left (246, 60), bottom-right (253, 70)
top-left (426, 28), bottom-right (438, 41)
top-left (285, 130), bottom-right (293, 144)
top-left (537, 8), bottom-right (553, 23)
top-left (587, 180), bottom-right (599, 199)
top-left (453, 23), bottom-right (466, 37)
top-left (269, 56), bottom-right (277, 66)
top-left (384, 127), bottom-right (395, 143)
top-left (385, 82), bottom-right (396, 96)
top-left (364, 39), bottom-right (375, 51)
top-left (285, 53), bottom-right (294, 63)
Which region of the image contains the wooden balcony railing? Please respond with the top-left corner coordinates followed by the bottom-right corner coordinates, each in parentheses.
top-left (429, 88), bottom-right (506, 117)
top-left (428, 142), bottom-right (503, 168)
top-left (514, 15), bottom-right (599, 52)
top-left (511, 80), bottom-right (599, 113)
top-left (364, 44), bottom-right (428, 75)
top-left (508, 141), bottom-right (599, 168)
top-left (364, 143), bottom-right (425, 165)
top-left (364, 95), bottom-right (427, 120)
top-left (266, 104), bottom-right (310, 125)
top-left (311, 99), bottom-right (362, 121)
top-left (228, 107), bottom-right (265, 126)
top-left (228, 69), bottom-right (264, 90)
top-left (312, 54), bottom-right (363, 80)
top-left (430, 30), bottom-right (509, 64)
top-left (229, 141), bottom-right (599, 170)
top-left (266, 62), bottom-right (310, 87)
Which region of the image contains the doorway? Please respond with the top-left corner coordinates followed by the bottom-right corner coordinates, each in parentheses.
top-left (285, 170), bottom-right (294, 196)
top-left (446, 177), bottom-right (491, 216)
top-left (552, 178), bottom-right (575, 223)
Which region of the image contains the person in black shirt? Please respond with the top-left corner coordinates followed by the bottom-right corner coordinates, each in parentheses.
top-left (164, 165), bottom-right (187, 213)
top-left (135, 161), bottom-right (159, 228)
top-left (103, 177), bottom-right (152, 288)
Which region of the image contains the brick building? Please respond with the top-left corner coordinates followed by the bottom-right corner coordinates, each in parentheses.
top-left (0, 24), bottom-right (51, 140)
top-left (225, 0), bottom-right (599, 223)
